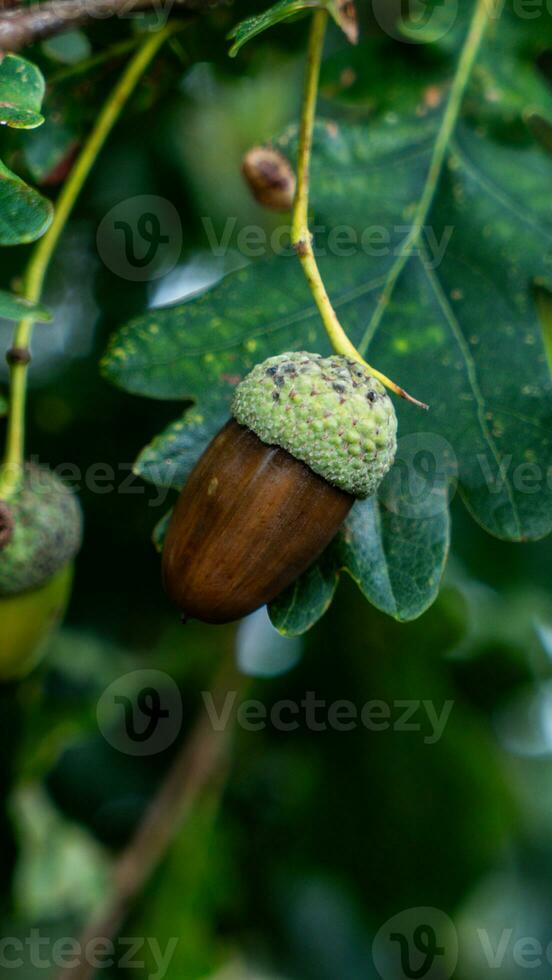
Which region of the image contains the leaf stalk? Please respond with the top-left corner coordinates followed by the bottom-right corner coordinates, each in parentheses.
top-left (291, 10), bottom-right (428, 410)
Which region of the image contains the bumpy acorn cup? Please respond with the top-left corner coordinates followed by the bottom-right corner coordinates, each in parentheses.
top-left (162, 353), bottom-right (398, 625)
top-left (0, 465), bottom-right (82, 679)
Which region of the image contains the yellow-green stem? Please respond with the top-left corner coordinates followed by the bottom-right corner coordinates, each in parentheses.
top-left (291, 11), bottom-right (428, 410)
top-left (0, 23), bottom-right (181, 501)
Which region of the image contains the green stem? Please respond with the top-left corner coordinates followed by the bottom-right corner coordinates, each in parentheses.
top-left (291, 11), bottom-right (428, 410)
top-left (0, 23), bottom-right (181, 501)
top-left (358, 0), bottom-right (494, 355)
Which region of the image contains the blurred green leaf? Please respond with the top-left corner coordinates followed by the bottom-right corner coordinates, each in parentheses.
top-left (229, 0), bottom-right (314, 55)
top-left (223, 582), bottom-right (516, 937)
top-left (0, 160), bottom-right (53, 244)
top-left (23, 113), bottom-right (79, 185)
top-left (41, 31), bottom-right (92, 66)
top-left (228, 0), bottom-right (357, 57)
top-left (128, 796), bottom-right (235, 979)
top-left (0, 55), bottom-right (52, 243)
top-left (11, 785), bottom-right (109, 920)
top-left (0, 54), bottom-right (45, 129)
top-left (0, 289), bottom-right (51, 321)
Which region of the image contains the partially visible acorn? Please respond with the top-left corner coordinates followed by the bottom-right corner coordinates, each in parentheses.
top-left (0, 464), bottom-right (82, 595)
top-left (241, 146), bottom-right (296, 211)
top-left (0, 565), bottom-right (73, 680)
top-left (0, 465), bottom-right (82, 678)
top-left (162, 352), bottom-right (397, 625)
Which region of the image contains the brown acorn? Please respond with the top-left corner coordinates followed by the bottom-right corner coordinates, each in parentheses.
top-left (162, 353), bottom-right (398, 625)
top-left (241, 146), bottom-right (296, 212)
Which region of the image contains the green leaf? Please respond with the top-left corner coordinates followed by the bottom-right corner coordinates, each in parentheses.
top-left (21, 78), bottom-right (81, 185)
top-left (103, 9), bottom-right (552, 629)
top-left (135, 406), bottom-right (228, 489)
top-left (270, 456), bottom-right (451, 633)
top-left (0, 54), bottom-right (45, 129)
top-left (0, 160), bottom-right (53, 245)
top-left (41, 31), bottom-right (92, 66)
top-left (152, 508), bottom-right (173, 552)
top-left (0, 56), bottom-right (52, 245)
top-left (0, 289), bottom-right (51, 322)
top-left (228, 0), bottom-right (357, 56)
top-left (269, 550), bottom-right (339, 635)
top-left (0, 392), bottom-right (7, 417)
top-left (11, 785), bottom-right (109, 919)
top-left (23, 118), bottom-right (78, 185)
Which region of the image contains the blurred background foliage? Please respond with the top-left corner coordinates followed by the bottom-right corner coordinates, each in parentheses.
top-left (2, 0), bottom-right (552, 977)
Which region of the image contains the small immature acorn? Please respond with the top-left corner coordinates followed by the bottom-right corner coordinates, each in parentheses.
top-left (0, 464), bottom-right (82, 596)
top-left (162, 352), bottom-right (397, 625)
top-left (0, 565), bottom-right (73, 680)
top-left (241, 146), bottom-right (296, 212)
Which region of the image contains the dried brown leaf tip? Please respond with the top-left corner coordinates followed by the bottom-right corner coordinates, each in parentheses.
top-left (241, 146), bottom-right (296, 212)
top-left (335, 0), bottom-right (358, 45)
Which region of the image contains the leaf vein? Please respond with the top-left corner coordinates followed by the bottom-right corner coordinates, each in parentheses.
top-left (419, 246), bottom-right (522, 538)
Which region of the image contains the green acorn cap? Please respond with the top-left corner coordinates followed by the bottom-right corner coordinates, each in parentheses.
top-left (232, 352), bottom-right (397, 498)
top-left (0, 464), bottom-right (83, 596)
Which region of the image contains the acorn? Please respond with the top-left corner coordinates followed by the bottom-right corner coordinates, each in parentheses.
top-left (0, 464), bottom-right (82, 678)
top-left (0, 464), bottom-right (82, 595)
top-left (162, 352), bottom-right (397, 625)
top-left (0, 565), bottom-right (73, 680)
top-left (241, 146), bottom-right (296, 212)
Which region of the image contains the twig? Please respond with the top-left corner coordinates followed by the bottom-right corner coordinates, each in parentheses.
top-left (291, 10), bottom-right (428, 410)
top-left (53, 658), bottom-right (246, 980)
top-left (0, 0), bottom-right (215, 52)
